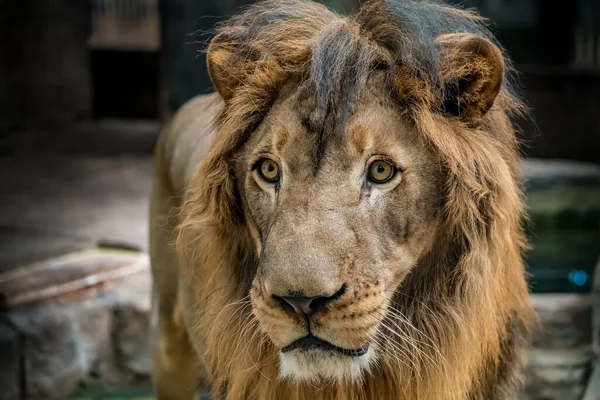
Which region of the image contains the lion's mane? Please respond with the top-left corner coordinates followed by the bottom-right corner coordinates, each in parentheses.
top-left (176, 1), bottom-right (533, 399)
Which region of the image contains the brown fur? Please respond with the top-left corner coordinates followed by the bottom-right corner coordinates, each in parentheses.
top-left (150, 1), bottom-right (534, 399)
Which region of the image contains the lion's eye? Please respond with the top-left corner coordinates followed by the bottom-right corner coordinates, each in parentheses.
top-left (258, 158), bottom-right (280, 183)
top-left (368, 160), bottom-right (396, 184)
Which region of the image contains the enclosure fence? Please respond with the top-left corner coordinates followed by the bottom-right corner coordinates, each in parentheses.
top-left (88, 0), bottom-right (160, 52)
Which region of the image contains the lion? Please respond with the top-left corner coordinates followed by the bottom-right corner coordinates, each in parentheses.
top-left (149, 1), bottom-right (534, 399)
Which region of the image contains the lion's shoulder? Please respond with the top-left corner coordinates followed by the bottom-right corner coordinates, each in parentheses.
top-left (160, 93), bottom-right (223, 193)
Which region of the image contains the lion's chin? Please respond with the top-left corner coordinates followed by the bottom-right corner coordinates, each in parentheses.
top-left (278, 347), bottom-right (375, 383)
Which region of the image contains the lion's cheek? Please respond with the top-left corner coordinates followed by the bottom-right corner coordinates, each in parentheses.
top-left (379, 244), bottom-right (418, 286)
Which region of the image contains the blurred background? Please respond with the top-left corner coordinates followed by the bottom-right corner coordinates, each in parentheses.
top-left (0, 0), bottom-right (598, 399)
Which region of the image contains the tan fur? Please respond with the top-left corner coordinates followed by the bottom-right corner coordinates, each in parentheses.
top-left (150, 1), bottom-right (533, 399)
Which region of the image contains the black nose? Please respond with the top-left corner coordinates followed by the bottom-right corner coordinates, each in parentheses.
top-left (273, 284), bottom-right (346, 317)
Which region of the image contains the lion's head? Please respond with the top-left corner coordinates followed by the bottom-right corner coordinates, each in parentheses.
top-left (177, 1), bottom-right (533, 398)
top-left (242, 81), bottom-right (445, 381)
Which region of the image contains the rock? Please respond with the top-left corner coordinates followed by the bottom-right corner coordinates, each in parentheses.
top-left (0, 305), bottom-right (89, 400)
top-left (111, 260), bottom-right (152, 379)
top-left (531, 294), bottom-right (594, 349)
top-left (112, 305), bottom-right (152, 378)
top-left (524, 347), bottom-right (595, 395)
top-left (581, 361), bottom-right (599, 400)
top-left (524, 293), bottom-right (597, 399)
top-left (0, 249), bottom-right (152, 400)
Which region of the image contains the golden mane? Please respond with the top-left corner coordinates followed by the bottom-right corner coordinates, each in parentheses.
top-left (174, 1), bottom-right (533, 398)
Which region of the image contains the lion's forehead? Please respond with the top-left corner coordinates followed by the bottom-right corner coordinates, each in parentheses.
top-left (255, 88), bottom-right (434, 176)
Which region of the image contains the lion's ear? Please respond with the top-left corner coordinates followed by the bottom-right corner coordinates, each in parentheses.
top-left (206, 34), bottom-right (250, 101)
top-left (436, 33), bottom-right (505, 127)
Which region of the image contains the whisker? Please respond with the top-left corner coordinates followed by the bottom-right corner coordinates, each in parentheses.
top-left (218, 302), bottom-right (255, 370)
top-left (370, 307), bottom-right (446, 379)
top-left (375, 307), bottom-right (445, 360)
top-left (378, 319), bottom-right (444, 378)
top-left (374, 329), bottom-right (414, 371)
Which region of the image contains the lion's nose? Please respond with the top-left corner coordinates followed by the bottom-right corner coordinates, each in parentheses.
top-left (273, 284), bottom-right (346, 317)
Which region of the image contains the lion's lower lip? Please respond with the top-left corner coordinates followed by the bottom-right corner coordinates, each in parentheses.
top-left (281, 335), bottom-right (369, 357)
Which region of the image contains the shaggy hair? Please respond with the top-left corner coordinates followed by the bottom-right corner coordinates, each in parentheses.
top-left (176, 0), bottom-right (533, 399)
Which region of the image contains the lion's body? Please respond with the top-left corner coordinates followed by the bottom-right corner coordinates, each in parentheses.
top-left (150, 1), bottom-right (533, 399)
top-left (149, 94), bottom-right (220, 400)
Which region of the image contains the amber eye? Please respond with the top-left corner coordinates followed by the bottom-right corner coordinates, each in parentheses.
top-left (368, 160), bottom-right (396, 183)
top-left (257, 158), bottom-right (280, 183)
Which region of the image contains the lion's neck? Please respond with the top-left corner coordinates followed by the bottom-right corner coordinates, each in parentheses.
top-left (204, 302), bottom-right (494, 400)
top-left (212, 344), bottom-right (477, 400)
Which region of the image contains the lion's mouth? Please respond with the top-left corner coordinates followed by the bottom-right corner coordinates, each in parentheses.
top-left (281, 335), bottom-right (369, 357)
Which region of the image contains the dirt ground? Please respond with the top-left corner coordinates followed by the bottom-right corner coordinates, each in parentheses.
top-left (0, 120), bottom-right (157, 272)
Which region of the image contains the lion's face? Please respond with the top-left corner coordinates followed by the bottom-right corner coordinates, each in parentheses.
top-left (238, 80), bottom-right (443, 382)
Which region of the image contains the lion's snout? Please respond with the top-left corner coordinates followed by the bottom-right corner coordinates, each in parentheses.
top-left (251, 276), bottom-right (388, 351)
